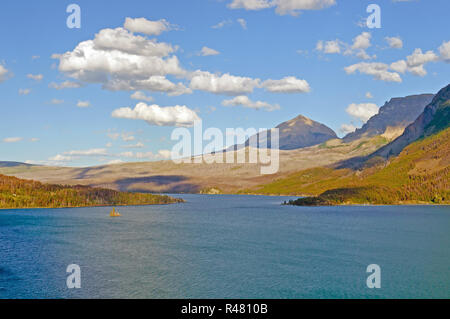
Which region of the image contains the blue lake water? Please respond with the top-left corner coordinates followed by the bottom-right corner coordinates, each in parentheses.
top-left (0, 194), bottom-right (449, 299)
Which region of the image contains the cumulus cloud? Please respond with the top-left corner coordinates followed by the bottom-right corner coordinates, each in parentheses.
top-left (0, 64), bottom-right (9, 83)
top-left (211, 19), bottom-right (233, 29)
top-left (199, 46), bottom-right (220, 56)
top-left (52, 25), bottom-right (187, 96)
top-left (346, 103), bottom-right (379, 122)
top-left (228, 0), bottom-right (336, 15)
top-left (262, 76), bottom-right (311, 93)
top-left (352, 32), bottom-right (371, 50)
top-left (345, 62), bottom-right (402, 82)
top-left (157, 150), bottom-right (172, 159)
top-left (385, 36), bottom-right (403, 49)
top-left (390, 48), bottom-right (439, 77)
top-left (48, 154), bottom-right (72, 162)
top-left (222, 96), bottom-right (280, 111)
top-left (3, 137), bottom-right (23, 143)
top-left (77, 100), bottom-right (90, 108)
top-left (27, 73), bottom-right (43, 81)
top-left (130, 91), bottom-right (154, 102)
top-left (50, 99), bottom-right (64, 105)
top-left (316, 40), bottom-right (341, 54)
top-left (112, 102), bottom-right (200, 127)
top-left (123, 18), bottom-right (174, 36)
top-left (340, 123), bottom-right (357, 135)
top-left (228, 0), bottom-right (273, 10)
top-left (49, 81), bottom-right (83, 89)
top-left (439, 41), bottom-right (450, 62)
top-left (19, 88), bottom-right (31, 95)
top-left (121, 142), bottom-right (144, 149)
top-left (237, 18), bottom-right (247, 29)
top-left (93, 27), bottom-right (175, 57)
top-left (189, 70), bottom-right (260, 95)
top-left (104, 75), bottom-right (192, 96)
top-left (64, 148), bottom-right (109, 156)
top-left (317, 32), bottom-right (374, 60)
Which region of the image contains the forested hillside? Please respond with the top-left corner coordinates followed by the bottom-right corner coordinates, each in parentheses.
top-left (0, 174), bottom-right (183, 209)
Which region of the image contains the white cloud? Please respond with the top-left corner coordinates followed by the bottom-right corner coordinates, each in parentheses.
top-left (352, 32), bottom-right (371, 50)
top-left (189, 70), bottom-right (260, 95)
top-left (390, 48), bottom-right (439, 77)
top-left (130, 91), bottom-right (154, 102)
top-left (439, 41), bottom-right (450, 62)
top-left (30, 138), bottom-right (39, 142)
top-left (228, 0), bottom-right (336, 15)
top-left (48, 154), bottom-right (72, 162)
top-left (212, 19), bottom-right (233, 29)
top-left (262, 76), bottom-right (311, 93)
top-left (317, 32), bottom-right (374, 60)
top-left (105, 75), bottom-right (191, 96)
top-left (345, 62), bottom-right (402, 82)
top-left (3, 137), bottom-right (23, 143)
top-left (64, 148), bottom-right (109, 156)
top-left (107, 159), bottom-right (124, 165)
top-left (316, 40), bottom-right (341, 54)
top-left (121, 132), bottom-right (135, 142)
top-left (340, 123), bottom-right (357, 135)
top-left (228, 0), bottom-right (273, 10)
top-left (406, 48), bottom-right (438, 67)
top-left (49, 81), bottom-right (83, 89)
top-left (385, 36), bottom-right (403, 49)
top-left (93, 27), bottom-right (175, 57)
top-left (77, 100), bottom-right (90, 108)
top-left (112, 102), bottom-right (200, 127)
top-left (50, 99), bottom-right (64, 105)
top-left (52, 25), bottom-right (187, 95)
top-left (222, 96), bottom-right (280, 111)
top-left (200, 46), bottom-right (220, 56)
top-left (0, 64), bottom-right (9, 83)
top-left (122, 142), bottom-right (144, 149)
top-left (237, 18), bottom-right (247, 29)
top-left (123, 18), bottom-right (173, 36)
top-left (27, 73), bottom-right (43, 81)
top-left (19, 88), bottom-right (31, 95)
top-left (157, 150), bottom-right (172, 159)
top-left (346, 103), bottom-right (379, 122)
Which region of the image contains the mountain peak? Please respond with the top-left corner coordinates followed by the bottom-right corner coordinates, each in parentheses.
top-left (240, 114), bottom-right (337, 150)
top-left (343, 93), bottom-right (434, 142)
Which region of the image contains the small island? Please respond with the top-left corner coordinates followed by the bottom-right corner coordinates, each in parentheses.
top-left (0, 174), bottom-right (183, 209)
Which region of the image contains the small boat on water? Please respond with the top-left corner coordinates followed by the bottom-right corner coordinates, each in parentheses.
top-left (110, 208), bottom-right (121, 217)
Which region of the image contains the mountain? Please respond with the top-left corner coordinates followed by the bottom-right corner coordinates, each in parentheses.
top-left (0, 174), bottom-right (183, 209)
top-left (374, 84), bottom-right (450, 158)
top-left (0, 161), bottom-right (34, 168)
top-left (286, 126), bottom-right (450, 206)
top-left (233, 114), bottom-right (337, 151)
top-left (343, 94), bottom-right (434, 142)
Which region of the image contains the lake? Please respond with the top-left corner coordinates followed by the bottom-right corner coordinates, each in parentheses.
top-left (0, 194), bottom-right (449, 299)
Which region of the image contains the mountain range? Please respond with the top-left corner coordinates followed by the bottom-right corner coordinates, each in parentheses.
top-left (1, 84), bottom-right (448, 205)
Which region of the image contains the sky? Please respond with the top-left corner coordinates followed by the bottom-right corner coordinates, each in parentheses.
top-left (0, 0), bottom-right (449, 167)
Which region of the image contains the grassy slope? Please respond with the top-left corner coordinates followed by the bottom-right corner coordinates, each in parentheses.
top-left (0, 174), bottom-right (183, 209)
top-left (249, 127), bottom-right (450, 205)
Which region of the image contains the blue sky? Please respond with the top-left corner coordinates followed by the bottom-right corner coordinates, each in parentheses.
top-left (0, 0), bottom-right (449, 166)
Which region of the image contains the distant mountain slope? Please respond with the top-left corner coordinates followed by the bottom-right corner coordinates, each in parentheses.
top-left (0, 161), bottom-right (34, 168)
top-left (287, 127), bottom-right (450, 206)
top-left (343, 94), bottom-right (434, 142)
top-left (0, 174), bottom-right (182, 209)
top-left (232, 114), bottom-right (337, 151)
top-left (374, 84), bottom-right (450, 158)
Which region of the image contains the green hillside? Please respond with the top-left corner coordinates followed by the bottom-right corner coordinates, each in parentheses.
top-left (247, 127), bottom-right (449, 205)
top-left (0, 174), bottom-right (183, 209)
